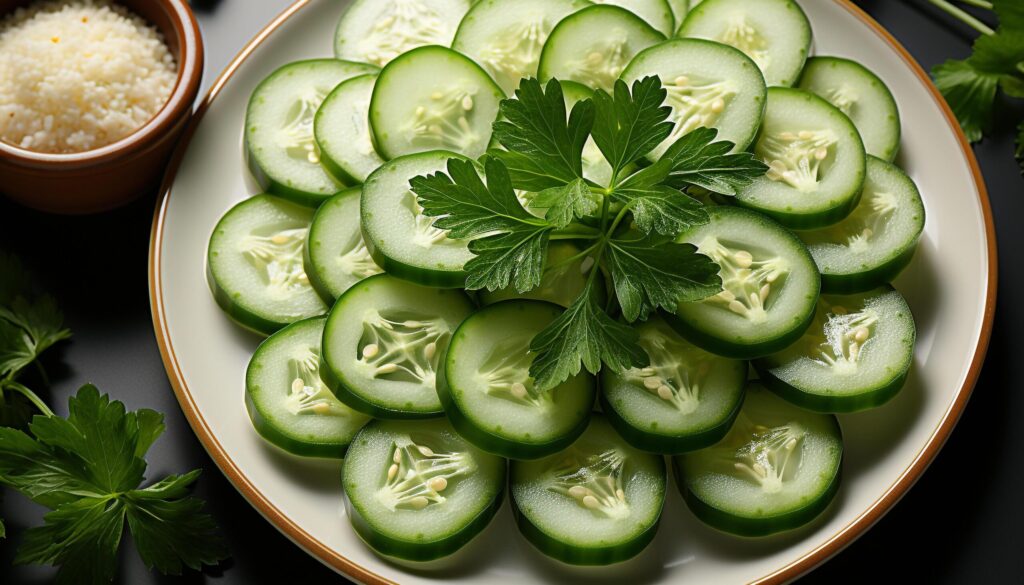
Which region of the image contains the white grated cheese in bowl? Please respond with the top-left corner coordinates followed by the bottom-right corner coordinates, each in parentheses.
top-left (0, 0), bottom-right (177, 154)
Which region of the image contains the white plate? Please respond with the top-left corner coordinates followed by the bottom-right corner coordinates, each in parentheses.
top-left (150, 1), bottom-right (996, 583)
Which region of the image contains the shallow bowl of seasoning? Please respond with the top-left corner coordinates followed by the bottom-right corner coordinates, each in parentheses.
top-left (0, 0), bottom-right (203, 214)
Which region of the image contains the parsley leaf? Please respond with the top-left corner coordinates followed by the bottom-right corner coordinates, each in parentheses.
top-left (528, 178), bottom-right (599, 228)
top-left (612, 183), bottom-right (708, 237)
top-left (606, 234), bottom-right (722, 321)
top-left (971, 30), bottom-right (1024, 98)
top-left (490, 78), bottom-right (595, 191)
top-left (932, 59), bottom-right (1001, 142)
top-left (591, 76), bottom-right (674, 179)
top-left (528, 279), bottom-right (647, 391)
top-left (0, 385), bottom-right (227, 583)
top-left (412, 157), bottom-right (554, 292)
top-left (661, 127), bottom-right (769, 194)
top-left (994, 0), bottom-right (1024, 30)
top-left (16, 496), bottom-right (125, 585)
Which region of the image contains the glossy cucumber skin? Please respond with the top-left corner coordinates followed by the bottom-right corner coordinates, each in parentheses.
top-left (510, 457), bottom-right (666, 565)
top-left (736, 188), bottom-right (862, 231)
top-left (673, 454), bottom-right (842, 537)
top-left (243, 153), bottom-right (339, 208)
top-left (303, 187), bottom-right (360, 304)
top-left (436, 350), bottom-right (594, 460)
top-left (206, 260), bottom-right (283, 337)
top-left (663, 306), bottom-right (817, 360)
top-left (818, 245), bottom-right (917, 295)
top-left (361, 228), bottom-right (468, 289)
top-left (597, 381), bottom-right (743, 454)
top-left (243, 389), bottom-right (345, 458)
top-left (753, 360), bottom-right (909, 413)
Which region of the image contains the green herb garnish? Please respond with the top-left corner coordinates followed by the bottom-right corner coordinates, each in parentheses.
top-left (411, 77), bottom-right (766, 391)
top-left (0, 251), bottom-right (227, 583)
top-left (926, 0), bottom-right (1024, 173)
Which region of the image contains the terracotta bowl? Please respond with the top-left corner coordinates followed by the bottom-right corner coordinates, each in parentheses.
top-left (0, 0), bottom-right (203, 214)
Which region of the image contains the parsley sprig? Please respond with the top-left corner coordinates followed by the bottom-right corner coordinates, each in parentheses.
top-left (926, 0), bottom-right (1024, 173)
top-left (0, 252), bottom-right (227, 583)
top-left (411, 77), bottom-right (766, 391)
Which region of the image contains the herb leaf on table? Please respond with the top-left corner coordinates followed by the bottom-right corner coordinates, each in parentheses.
top-left (926, 0), bottom-right (1024, 173)
top-left (0, 385), bottom-right (228, 584)
top-left (414, 76), bottom-right (767, 390)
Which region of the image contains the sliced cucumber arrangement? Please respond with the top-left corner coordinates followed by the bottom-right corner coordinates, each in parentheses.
top-left (510, 416), bottom-right (666, 565)
top-left (797, 157), bottom-right (925, 293)
top-left (304, 187), bottom-right (382, 303)
top-left (798, 56), bottom-right (902, 162)
top-left (439, 301), bottom-right (596, 459)
top-left (245, 59), bottom-right (377, 206)
top-left (207, 194), bottom-right (328, 335)
top-left (211, 0), bottom-right (930, 566)
top-left (673, 384), bottom-right (842, 536)
top-left (452, 0), bottom-right (588, 95)
top-left (668, 206), bottom-right (820, 359)
top-left (591, 0), bottom-right (676, 37)
top-left (370, 45), bottom-right (504, 159)
top-left (600, 317), bottom-right (746, 454)
top-left (620, 38), bottom-right (766, 158)
top-left (321, 274), bottom-right (474, 418)
top-left (334, 0), bottom-right (471, 67)
top-left (361, 151), bottom-right (475, 288)
top-left (737, 87), bottom-right (867, 229)
top-left (314, 74), bottom-right (385, 185)
top-left (678, 0), bottom-right (811, 88)
top-left (755, 286), bottom-right (916, 412)
top-left (343, 418), bottom-right (505, 561)
top-left (245, 317), bottom-right (371, 458)
top-left (538, 4), bottom-right (666, 92)
top-left (479, 242), bottom-right (598, 308)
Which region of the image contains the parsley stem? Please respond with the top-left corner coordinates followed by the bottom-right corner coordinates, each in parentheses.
top-left (607, 201), bottom-right (637, 236)
top-left (550, 226), bottom-right (602, 240)
top-left (958, 0), bottom-right (992, 9)
top-left (927, 0), bottom-right (995, 35)
top-left (4, 381), bottom-right (54, 417)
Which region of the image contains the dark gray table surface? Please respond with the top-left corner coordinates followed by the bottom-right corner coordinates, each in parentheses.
top-left (1, 0), bottom-right (1021, 583)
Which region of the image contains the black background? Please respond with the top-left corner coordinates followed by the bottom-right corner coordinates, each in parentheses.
top-left (1, 0), bottom-right (1022, 583)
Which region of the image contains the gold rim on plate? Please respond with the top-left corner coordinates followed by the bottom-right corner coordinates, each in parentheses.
top-left (148, 2), bottom-right (998, 583)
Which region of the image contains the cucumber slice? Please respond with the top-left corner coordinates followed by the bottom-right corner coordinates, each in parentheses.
top-left (334, 0), bottom-right (471, 67)
top-left (754, 286), bottom-right (916, 412)
top-left (314, 74), bottom-right (385, 185)
top-left (321, 274), bottom-right (474, 418)
top-left (361, 151), bottom-right (474, 288)
top-left (207, 194), bottom-right (328, 336)
top-left (304, 188), bottom-right (383, 303)
top-left (667, 0), bottom-right (689, 31)
top-left (245, 317), bottom-right (371, 458)
top-left (452, 0), bottom-right (589, 96)
top-left (370, 45), bottom-right (504, 160)
top-left (561, 81), bottom-right (617, 186)
top-left (797, 157), bottom-right (925, 294)
top-left (737, 87), bottom-right (867, 230)
top-left (538, 4), bottom-right (666, 92)
top-left (667, 206), bottom-right (820, 359)
top-left (590, 0), bottom-right (676, 37)
top-left (798, 57), bottom-right (901, 162)
top-left (673, 384), bottom-right (843, 536)
top-left (245, 59), bottom-right (377, 206)
top-left (479, 242), bottom-right (598, 308)
top-left (510, 416), bottom-right (666, 565)
top-left (678, 0), bottom-right (811, 88)
top-left (439, 301), bottom-right (596, 459)
top-left (342, 418), bottom-right (506, 561)
top-left (600, 316), bottom-right (746, 454)
top-left (620, 38), bottom-right (767, 159)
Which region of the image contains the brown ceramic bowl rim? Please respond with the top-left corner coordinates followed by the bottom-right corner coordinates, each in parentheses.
top-left (0, 0), bottom-right (203, 170)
